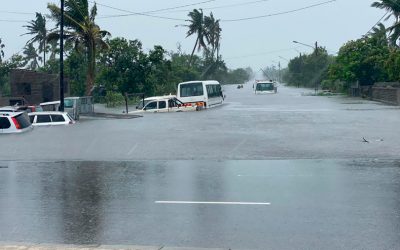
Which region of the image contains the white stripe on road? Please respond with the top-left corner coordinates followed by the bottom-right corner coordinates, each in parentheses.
top-left (155, 201), bottom-right (271, 205)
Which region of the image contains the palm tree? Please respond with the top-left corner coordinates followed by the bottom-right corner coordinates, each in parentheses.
top-left (372, 0), bottom-right (400, 46)
top-left (369, 23), bottom-right (389, 46)
top-left (204, 12), bottom-right (222, 60)
top-left (23, 13), bottom-right (48, 66)
top-left (0, 38), bottom-right (5, 63)
top-left (371, 0), bottom-right (400, 20)
top-left (23, 43), bottom-right (41, 70)
top-left (47, 0), bottom-right (110, 95)
top-left (186, 9), bottom-right (208, 66)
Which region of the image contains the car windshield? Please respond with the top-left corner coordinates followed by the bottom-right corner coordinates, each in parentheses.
top-left (256, 83), bottom-right (274, 91)
top-left (64, 99), bottom-right (74, 108)
top-left (180, 82), bottom-right (204, 97)
top-left (137, 99), bottom-right (153, 109)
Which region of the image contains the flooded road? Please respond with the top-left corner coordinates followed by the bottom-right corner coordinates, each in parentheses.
top-left (0, 84), bottom-right (399, 161)
top-left (1, 84), bottom-right (400, 249)
top-left (0, 160), bottom-right (399, 249)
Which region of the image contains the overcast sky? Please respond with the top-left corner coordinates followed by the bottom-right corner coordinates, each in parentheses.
top-left (0, 0), bottom-right (388, 70)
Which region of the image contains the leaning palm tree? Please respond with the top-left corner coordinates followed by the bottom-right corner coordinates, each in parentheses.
top-left (186, 9), bottom-right (208, 66)
top-left (369, 23), bottom-right (389, 46)
top-left (372, 0), bottom-right (400, 20)
top-left (47, 0), bottom-right (110, 95)
top-left (23, 43), bottom-right (41, 70)
top-left (23, 13), bottom-right (48, 66)
top-left (204, 12), bottom-right (222, 60)
top-left (372, 0), bottom-right (400, 46)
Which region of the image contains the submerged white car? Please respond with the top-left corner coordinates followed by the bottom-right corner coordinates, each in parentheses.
top-left (0, 112), bottom-right (33, 134)
top-left (28, 111), bottom-right (75, 126)
top-left (130, 95), bottom-right (198, 113)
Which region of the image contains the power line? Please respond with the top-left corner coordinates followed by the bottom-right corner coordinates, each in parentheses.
top-left (221, 0), bottom-right (336, 22)
top-left (158, 0), bottom-right (271, 14)
top-left (0, 11), bottom-right (33, 15)
top-left (225, 47), bottom-right (298, 60)
top-left (93, 1), bottom-right (186, 21)
top-left (0, 19), bottom-right (27, 23)
top-left (95, 0), bottom-right (215, 19)
top-left (144, 0), bottom-right (216, 14)
top-left (365, 11), bottom-right (389, 36)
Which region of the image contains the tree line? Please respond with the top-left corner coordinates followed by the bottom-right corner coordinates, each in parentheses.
top-left (0, 0), bottom-right (252, 99)
top-left (283, 0), bottom-right (400, 93)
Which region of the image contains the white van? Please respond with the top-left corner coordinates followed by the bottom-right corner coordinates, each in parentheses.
top-left (254, 80), bottom-right (277, 94)
top-left (177, 80), bottom-right (224, 108)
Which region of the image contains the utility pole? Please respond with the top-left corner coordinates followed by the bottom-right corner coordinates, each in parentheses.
top-left (278, 61), bottom-right (281, 83)
top-left (59, 0), bottom-right (65, 112)
top-left (315, 41), bottom-right (318, 56)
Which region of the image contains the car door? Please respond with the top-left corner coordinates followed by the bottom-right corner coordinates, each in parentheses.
top-left (143, 101), bottom-right (158, 112)
top-left (157, 100), bottom-right (168, 113)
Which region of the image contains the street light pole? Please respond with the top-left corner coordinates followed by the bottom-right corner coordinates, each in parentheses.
top-left (293, 40), bottom-right (318, 55)
top-left (59, 0), bottom-right (65, 112)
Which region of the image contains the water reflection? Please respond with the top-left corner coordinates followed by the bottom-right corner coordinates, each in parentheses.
top-left (0, 160), bottom-right (398, 248)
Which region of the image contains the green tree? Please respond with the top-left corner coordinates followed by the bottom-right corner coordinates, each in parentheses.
top-left (0, 38), bottom-right (5, 63)
top-left (23, 13), bottom-right (48, 66)
top-left (186, 9), bottom-right (208, 65)
top-left (48, 0), bottom-right (110, 95)
top-left (328, 37), bottom-right (389, 86)
top-left (284, 48), bottom-right (332, 88)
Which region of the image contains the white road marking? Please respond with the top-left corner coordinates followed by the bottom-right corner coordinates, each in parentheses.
top-left (155, 201), bottom-right (271, 205)
top-left (127, 143), bottom-right (138, 155)
top-left (237, 174), bottom-right (312, 177)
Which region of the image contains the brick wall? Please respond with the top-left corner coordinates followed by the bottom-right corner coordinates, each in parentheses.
top-left (372, 87), bottom-right (400, 105)
top-left (9, 69), bottom-right (69, 105)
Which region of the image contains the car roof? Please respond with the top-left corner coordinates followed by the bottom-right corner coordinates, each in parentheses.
top-left (144, 95), bottom-right (176, 101)
top-left (256, 80), bottom-right (274, 83)
top-left (40, 101), bottom-right (61, 105)
top-left (28, 111), bottom-right (68, 115)
top-left (179, 80), bottom-right (220, 85)
top-left (0, 106), bottom-right (18, 110)
top-left (0, 111), bottom-right (24, 117)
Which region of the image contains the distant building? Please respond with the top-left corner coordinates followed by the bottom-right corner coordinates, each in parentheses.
top-left (8, 69), bottom-right (69, 105)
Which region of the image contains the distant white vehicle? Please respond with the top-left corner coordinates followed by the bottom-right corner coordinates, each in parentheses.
top-left (254, 80), bottom-right (277, 94)
top-left (130, 95), bottom-right (197, 113)
top-left (177, 80), bottom-right (224, 108)
top-left (28, 111), bottom-right (75, 126)
top-left (0, 111), bottom-right (33, 134)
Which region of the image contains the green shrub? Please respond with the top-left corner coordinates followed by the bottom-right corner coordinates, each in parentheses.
top-left (105, 91), bottom-right (125, 107)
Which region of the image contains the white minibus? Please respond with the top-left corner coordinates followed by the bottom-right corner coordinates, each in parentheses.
top-left (177, 80), bottom-right (224, 108)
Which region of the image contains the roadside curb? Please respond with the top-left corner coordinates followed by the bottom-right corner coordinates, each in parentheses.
top-left (0, 243), bottom-right (231, 250)
top-left (81, 113), bottom-right (142, 119)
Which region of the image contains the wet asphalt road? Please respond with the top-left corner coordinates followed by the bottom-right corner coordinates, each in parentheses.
top-left (1, 84), bottom-right (400, 249)
top-left (0, 160), bottom-right (399, 249)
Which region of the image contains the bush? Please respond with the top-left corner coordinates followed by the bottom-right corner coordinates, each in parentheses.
top-left (105, 91), bottom-right (125, 107)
